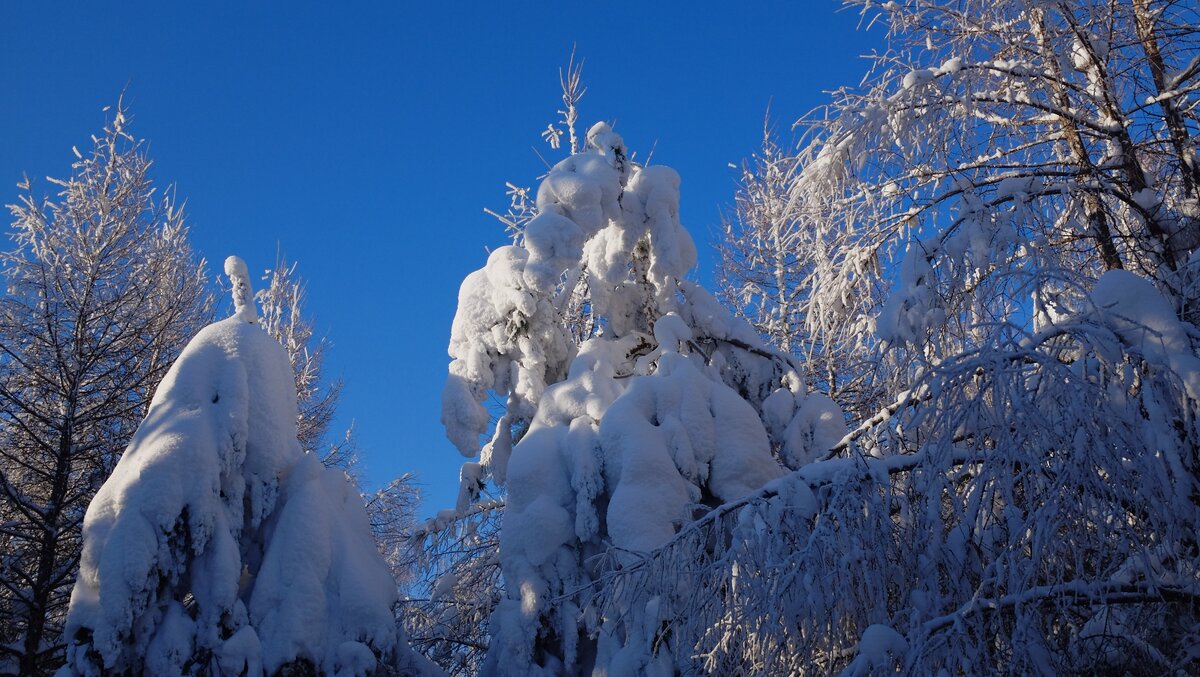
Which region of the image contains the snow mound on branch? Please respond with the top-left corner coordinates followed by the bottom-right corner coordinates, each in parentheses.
top-left (1092, 269), bottom-right (1200, 400)
top-left (841, 624), bottom-right (908, 676)
top-left (877, 241), bottom-right (945, 346)
top-left (225, 254), bottom-right (258, 323)
top-left (61, 259), bottom-right (415, 676)
top-left (442, 245), bottom-right (573, 461)
top-left (598, 352), bottom-right (785, 552)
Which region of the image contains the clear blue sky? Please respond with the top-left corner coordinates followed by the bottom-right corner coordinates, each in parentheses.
top-left (1, 2), bottom-right (878, 516)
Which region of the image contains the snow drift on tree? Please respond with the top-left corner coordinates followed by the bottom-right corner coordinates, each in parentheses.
top-left (59, 257), bottom-right (423, 676)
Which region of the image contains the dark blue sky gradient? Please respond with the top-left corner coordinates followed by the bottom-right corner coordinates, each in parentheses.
top-left (1, 2), bottom-right (880, 514)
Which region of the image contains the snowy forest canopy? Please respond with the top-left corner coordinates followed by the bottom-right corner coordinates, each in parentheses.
top-left (4, 0), bottom-right (1200, 675)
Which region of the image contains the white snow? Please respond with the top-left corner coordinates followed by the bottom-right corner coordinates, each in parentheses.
top-left (225, 255), bottom-right (258, 324)
top-left (876, 241), bottom-right (945, 346)
top-left (783, 392), bottom-right (850, 468)
top-left (652, 311), bottom-right (691, 350)
top-left (442, 245), bottom-right (573, 462)
top-left (522, 212), bottom-right (585, 293)
top-left (902, 68), bottom-right (937, 90)
top-left (937, 56), bottom-right (964, 75)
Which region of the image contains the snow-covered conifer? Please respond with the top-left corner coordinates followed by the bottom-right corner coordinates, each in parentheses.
top-left (60, 257), bottom-right (431, 676)
top-left (442, 122), bottom-right (842, 674)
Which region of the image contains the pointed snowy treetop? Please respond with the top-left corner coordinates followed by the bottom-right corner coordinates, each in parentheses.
top-left (225, 255), bottom-right (258, 323)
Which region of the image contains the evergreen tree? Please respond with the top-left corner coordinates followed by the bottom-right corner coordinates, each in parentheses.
top-left (442, 120), bottom-right (843, 675)
top-left (60, 257), bottom-right (430, 676)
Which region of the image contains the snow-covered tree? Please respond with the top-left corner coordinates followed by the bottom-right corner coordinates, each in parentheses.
top-left (719, 0), bottom-right (1200, 420)
top-left (653, 0), bottom-right (1200, 671)
top-left (59, 257), bottom-right (432, 676)
top-left (442, 121), bottom-right (848, 674)
top-left (717, 126), bottom-right (891, 416)
top-left (0, 106), bottom-right (210, 675)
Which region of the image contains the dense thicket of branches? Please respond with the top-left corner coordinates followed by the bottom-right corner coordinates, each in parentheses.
top-left (0, 108), bottom-right (210, 675)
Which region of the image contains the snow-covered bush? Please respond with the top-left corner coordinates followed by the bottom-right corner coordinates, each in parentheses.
top-left (60, 257), bottom-right (428, 676)
top-left (442, 122), bottom-right (846, 674)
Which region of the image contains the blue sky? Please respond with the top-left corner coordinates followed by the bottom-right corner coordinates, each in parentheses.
top-left (1, 2), bottom-right (878, 515)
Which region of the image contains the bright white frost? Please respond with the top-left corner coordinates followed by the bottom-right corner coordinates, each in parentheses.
top-left (442, 123), bottom-right (841, 675)
top-left (61, 257), bottom-right (408, 676)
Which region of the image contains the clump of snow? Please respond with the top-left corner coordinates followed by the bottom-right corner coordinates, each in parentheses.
top-left (937, 56), bottom-right (964, 75)
top-left (995, 175), bottom-right (1039, 202)
top-left (652, 312), bottom-right (691, 350)
top-left (225, 255), bottom-right (258, 324)
top-left (842, 624), bottom-right (908, 676)
top-left (782, 392), bottom-right (849, 468)
top-left (60, 257), bottom-right (420, 676)
top-left (522, 212), bottom-right (585, 293)
top-left (1071, 33), bottom-right (1109, 71)
top-left (877, 241), bottom-right (945, 346)
top-left (902, 68), bottom-right (937, 90)
top-left (1091, 269), bottom-right (1200, 400)
top-left (441, 244), bottom-right (573, 463)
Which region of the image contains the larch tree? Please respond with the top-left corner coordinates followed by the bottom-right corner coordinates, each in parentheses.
top-left (717, 126), bottom-right (891, 416)
top-left (255, 255), bottom-right (351, 465)
top-left (718, 128), bottom-right (810, 356)
top-left (0, 105), bottom-right (210, 675)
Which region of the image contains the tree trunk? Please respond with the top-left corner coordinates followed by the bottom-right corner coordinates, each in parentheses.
top-left (1133, 0), bottom-right (1200, 203)
top-left (19, 414), bottom-right (72, 677)
top-left (1032, 9), bottom-right (1124, 271)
